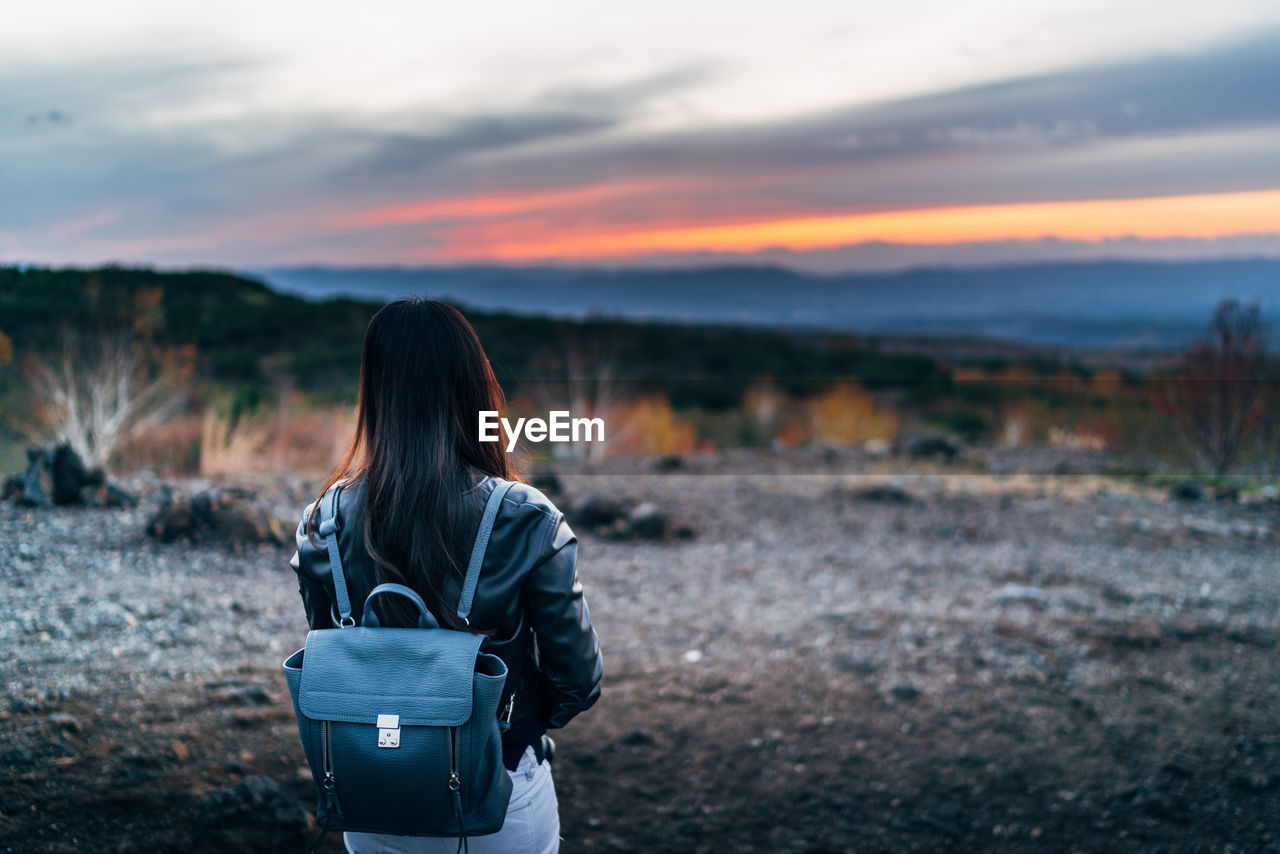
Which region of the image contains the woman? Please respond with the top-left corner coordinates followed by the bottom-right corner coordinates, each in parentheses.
top-left (289, 298), bottom-right (604, 854)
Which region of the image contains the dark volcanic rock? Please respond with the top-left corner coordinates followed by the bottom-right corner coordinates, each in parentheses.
top-left (195, 776), bottom-right (310, 834)
top-left (586, 500), bottom-right (684, 541)
top-left (0, 473), bottom-right (21, 502)
top-left (907, 435), bottom-right (962, 463)
top-left (4, 442), bottom-right (133, 507)
top-left (621, 729), bottom-right (655, 747)
top-left (81, 480), bottom-right (139, 508)
top-left (834, 655), bottom-right (878, 676)
top-left (651, 454), bottom-right (685, 471)
top-left (147, 485), bottom-right (283, 545)
top-left (203, 487), bottom-right (283, 543)
top-left (205, 681), bottom-right (273, 706)
top-left (598, 518), bottom-right (632, 540)
top-left (569, 491), bottom-right (686, 541)
top-left (890, 683), bottom-right (923, 700)
top-left (147, 486), bottom-right (197, 541)
top-left (527, 469), bottom-right (563, 498)
top-left (849, 484), bottom-right (917, 505)
top-left (571, 492), bottom-right (628, 528)
top-left (627, 502), bottom-right (669, 539)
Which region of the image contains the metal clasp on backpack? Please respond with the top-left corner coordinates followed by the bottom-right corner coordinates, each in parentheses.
top-left (377, 714), bottom-right (400, 749)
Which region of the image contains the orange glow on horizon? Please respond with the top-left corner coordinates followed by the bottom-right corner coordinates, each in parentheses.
top-left (432, 188), bottom-right (1280, 261)
top-left (346, 179), bottom-right (691, 227)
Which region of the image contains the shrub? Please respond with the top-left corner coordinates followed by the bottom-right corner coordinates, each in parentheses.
top-left (1153, 300), bottom-right (1269, 475)
top-left (803, 382), bottom-right (899, 446)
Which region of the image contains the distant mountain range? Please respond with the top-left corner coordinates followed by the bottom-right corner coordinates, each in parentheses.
top-left (252, 258), bottom-right (1280, 351)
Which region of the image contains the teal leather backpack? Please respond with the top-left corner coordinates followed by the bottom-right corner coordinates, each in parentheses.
top-left (283, 479), bottom-right (516, 852)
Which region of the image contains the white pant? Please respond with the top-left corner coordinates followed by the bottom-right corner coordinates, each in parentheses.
top-left (343, 746), bottom-right (561, 854)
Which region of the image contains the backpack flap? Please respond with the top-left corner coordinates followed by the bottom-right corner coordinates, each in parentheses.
top-left (298, 627), bottom-right (485, 726)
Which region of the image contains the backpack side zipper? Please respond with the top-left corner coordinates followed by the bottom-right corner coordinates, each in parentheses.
top-left (321, 720), bottom-right (342, 815)
top-left (447, 725), bottom-right (463, 817)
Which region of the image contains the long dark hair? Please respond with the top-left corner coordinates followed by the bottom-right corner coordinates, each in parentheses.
top-left (304, 298), bottom-right (514, 630)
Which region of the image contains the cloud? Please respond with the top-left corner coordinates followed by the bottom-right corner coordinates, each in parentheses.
top-left (2, 30), bottom-right (1279, 266)
top-left (25, 109), bottom-right (71, 125)
top-left (0, 51), bottom-right (260, 128)
top-left (455, 28), bottom-right (1280, 190)
top-left (353, 111), bottom-right (620, 175)
top-left (348, 64), bottom-right (715, 175)
top-left (824, 28), bottom-right (1280, 150)
top-left (536, 64), bottom-right (716, 114)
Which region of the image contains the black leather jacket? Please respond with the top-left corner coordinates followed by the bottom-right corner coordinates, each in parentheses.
top-left (289, 473), bottom-right (603, 736)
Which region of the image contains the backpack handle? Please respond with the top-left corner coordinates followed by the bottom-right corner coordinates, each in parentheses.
top-left (362, 583), bottom-right (440, 629)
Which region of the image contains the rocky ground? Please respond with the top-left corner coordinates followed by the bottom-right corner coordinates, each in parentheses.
top-left (2, 450), bottom-right (1279, 852)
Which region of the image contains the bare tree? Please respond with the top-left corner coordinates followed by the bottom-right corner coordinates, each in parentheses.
top-left (1156, 299), bottom-right (1269, 475)
top-left (527, 326), bottom-right (621, 463)
top-left (21, 325), bottom-right (194, 468)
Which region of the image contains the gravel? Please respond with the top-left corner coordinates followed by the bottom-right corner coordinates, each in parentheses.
top-left (3, 456), bottom-right (1279, 852)
top-left (4, 466), bottom-right (1278, 715)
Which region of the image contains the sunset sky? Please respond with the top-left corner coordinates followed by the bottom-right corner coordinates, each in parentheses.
top-left (3, 1), bottom-right (1280, 271)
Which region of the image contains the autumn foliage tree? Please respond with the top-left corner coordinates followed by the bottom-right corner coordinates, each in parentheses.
top-left (805, 381), bottom-right (899, 446)
top-left (1155, 299), bottom-right (1269, 475)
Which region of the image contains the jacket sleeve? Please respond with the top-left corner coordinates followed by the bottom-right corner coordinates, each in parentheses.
top-left (290, 500), bottom-right (334, 631)
top-left (523, 513), bottom-right (603, 729)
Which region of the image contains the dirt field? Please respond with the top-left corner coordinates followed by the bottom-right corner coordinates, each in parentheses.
top-left (3, 454), bottom-right (1279, 852)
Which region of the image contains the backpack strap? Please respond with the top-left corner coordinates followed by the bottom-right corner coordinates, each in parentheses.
top-left (457, 478), bottom-right (516, 625)
top-left (318, 484), bottom-right (355, 627)
top-left (318, 477), bottom-right (514, 628)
